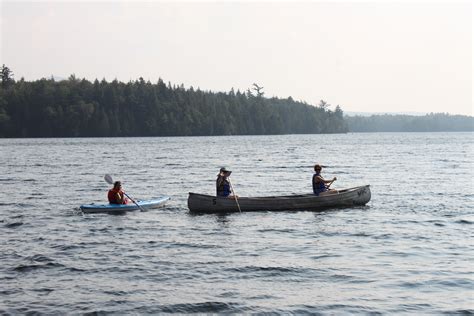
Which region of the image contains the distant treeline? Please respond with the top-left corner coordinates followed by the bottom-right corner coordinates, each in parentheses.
top-left (1, 65), bottom-right (471, 137)
top-left (345, 113), bottom-right (474, 132)
top-left (0, 66), bottom-right (347, 137)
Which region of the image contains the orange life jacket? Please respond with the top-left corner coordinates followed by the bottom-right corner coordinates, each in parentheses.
top-left (108, 188), bottom-right (126, 204)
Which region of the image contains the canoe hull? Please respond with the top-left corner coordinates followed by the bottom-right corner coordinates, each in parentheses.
top-left (80, 196), bottom-right (170, 214)
top-left (188, 186), bottom-right (370, 213)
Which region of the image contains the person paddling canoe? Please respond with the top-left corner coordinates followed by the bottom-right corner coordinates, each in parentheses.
top-left (313, 164), bottom-right (338, 196)
top-left (108, 181), bottom-right (130, 204)
top-left (216, 167), bottom-right (236, 198)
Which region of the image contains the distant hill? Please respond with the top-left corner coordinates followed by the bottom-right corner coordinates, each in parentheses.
top-left (345, 113), bottom-right (474, 132)
top-left (345, 111), bottom-right (427, 117)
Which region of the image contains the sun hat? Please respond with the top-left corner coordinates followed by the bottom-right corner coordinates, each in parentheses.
top-left (219, 167), bottom-right (232, 175)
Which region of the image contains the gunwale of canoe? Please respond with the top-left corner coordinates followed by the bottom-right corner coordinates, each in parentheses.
top-left (188, 185), bottom-right (371, 213)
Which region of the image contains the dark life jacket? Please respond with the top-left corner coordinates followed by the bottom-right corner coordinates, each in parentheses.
top-left (312, 173), bottom-right (326, 195)
top-left (216, 176), bottom-right (231, 197)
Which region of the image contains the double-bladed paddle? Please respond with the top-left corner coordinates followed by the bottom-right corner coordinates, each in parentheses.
top-left (104, 174), bottom-right (146, 212)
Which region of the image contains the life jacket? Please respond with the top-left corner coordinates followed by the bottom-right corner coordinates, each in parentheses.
top-left (313, 172), bottom-right (326, 196)
top-left (216, 176), bottom-right (231, 197)
top-left (108, 188), bottom-right (126, 204)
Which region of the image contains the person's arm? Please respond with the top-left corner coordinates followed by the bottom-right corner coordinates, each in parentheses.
top-left (325, 177), bottom-right (337, 183)
top-left (118, 190), bottom-right (128, 204)
top-left (324, 177), bottom-right (337, 189)
top-left (315, 175), bottom-right (336, 184)
top-left (314, 175), bottom-right (325, 183)
top-left (115, 192), bottom-right (123, 203)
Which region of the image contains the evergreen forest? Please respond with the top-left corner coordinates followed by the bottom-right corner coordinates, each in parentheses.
top-left (1, 65), bottom-right (472, 137)
top-left (0, 65), bottom-right (347, 137)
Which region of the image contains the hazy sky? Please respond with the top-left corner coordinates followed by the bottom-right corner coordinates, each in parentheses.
top-left (1, 0), bottom-right (472, 115)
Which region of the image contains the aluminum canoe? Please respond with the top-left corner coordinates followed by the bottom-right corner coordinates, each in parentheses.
top-left (80, 196), bottom-right (170, 214)
top-left (188, 185), bottom-right (370, 213)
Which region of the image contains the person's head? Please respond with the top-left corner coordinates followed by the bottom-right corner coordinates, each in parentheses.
top-left (113, 181), bottom-right (122, 189)
top-left (219, 167), bottom-right (232, 177)
top-left (314, 164), bottom-right (322, 173)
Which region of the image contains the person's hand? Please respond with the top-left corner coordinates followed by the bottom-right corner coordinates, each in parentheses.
top-left (333, 177), bottom-right (337, 181)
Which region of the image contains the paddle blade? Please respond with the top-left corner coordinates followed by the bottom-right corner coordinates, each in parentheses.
top-left (104, 174), bottom-right (114, 184)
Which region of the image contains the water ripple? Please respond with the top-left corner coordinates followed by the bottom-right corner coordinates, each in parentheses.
top-left (0, 133), bottom-right (473, 314)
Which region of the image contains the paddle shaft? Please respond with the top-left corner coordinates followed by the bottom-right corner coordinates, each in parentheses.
top-left (123, 192), bottom-right (147, 212)
top-left (228, 179), bottom-right (242, 213)
top-left (326, 178), bottom-right (336, 189)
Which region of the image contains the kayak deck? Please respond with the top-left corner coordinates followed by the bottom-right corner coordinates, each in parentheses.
top-left (80, 196), bottom-right (170, 213)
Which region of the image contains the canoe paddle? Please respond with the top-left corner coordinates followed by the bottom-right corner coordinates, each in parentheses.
top-left (104, 174), bottom-right (146, 212)
top-left (326, 177), bottom-right (337, 189)
top-left (327, 180), bottom-right (334, 188)
top-left (228, 179), bottom-right (242, 213)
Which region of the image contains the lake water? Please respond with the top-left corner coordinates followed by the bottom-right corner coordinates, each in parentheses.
top-left (0, 133), bottom-right (473, 314)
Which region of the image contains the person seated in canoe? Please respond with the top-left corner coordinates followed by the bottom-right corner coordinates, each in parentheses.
top-left (216, 167), bottom-right (237, 198)
top-left (108, 181), bottom-right (130, 204)
top-left (313, 164), bottom-right (338, 196)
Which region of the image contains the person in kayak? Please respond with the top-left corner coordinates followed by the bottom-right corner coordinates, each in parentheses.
top-left (216, 167), bottom-right (235, 197)
top-left (313, 164), bottom-right (338, 196)
top-left (108, 181), bottom-right (129, 204)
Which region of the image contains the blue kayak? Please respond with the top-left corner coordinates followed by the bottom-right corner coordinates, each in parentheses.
top-left (80, 196), bottom-right (170, 213)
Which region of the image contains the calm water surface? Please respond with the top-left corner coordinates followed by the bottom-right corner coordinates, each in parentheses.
top-left (0, 133), bottom-right (473, 314)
